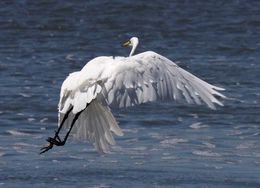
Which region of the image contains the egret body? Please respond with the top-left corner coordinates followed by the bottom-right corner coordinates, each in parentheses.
top-left (41, 37), bottom-right (226, 154)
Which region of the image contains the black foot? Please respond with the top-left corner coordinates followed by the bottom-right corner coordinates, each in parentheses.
top-left (40, 140), bottom-right (54, 154)
top-left (47, 136), bottom-right (65, 146)
top-left (40, 135), bottom-right (65, 154)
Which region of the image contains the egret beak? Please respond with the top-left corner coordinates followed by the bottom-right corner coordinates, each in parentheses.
top-left (122, 40), bottom-right (131, 47)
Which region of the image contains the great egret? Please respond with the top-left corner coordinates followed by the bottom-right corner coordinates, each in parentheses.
top-left (40, 37), bottom-right (226, 154)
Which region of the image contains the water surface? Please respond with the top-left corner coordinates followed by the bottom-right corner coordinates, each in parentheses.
top-left (0, 1), bottom-right (260, 187)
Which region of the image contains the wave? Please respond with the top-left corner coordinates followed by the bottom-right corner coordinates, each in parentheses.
top-left (6, 130), bottom-right (31, 136)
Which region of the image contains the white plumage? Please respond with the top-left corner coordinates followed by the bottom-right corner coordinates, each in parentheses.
top-left (58, 37), bottom-right (226, 153)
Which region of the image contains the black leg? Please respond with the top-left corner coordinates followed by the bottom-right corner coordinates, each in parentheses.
top-left (40, 106), bottom-right (73, 154)
top-left (54, 106), bottom-right (73, 139)
top-left (40, 104), bottom-right (89, 154)
top-left (50, 108), bottom-right (85, 146)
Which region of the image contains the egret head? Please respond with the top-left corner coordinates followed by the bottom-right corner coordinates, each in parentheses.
top-left (123, 37), bottom-right (139, 57)
top-left (123, 37), bottom-right (139, 47)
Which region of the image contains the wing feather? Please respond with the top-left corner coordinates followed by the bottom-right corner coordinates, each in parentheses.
top-left (69, 100), bottom-right (123, 153)
top-left (102, 51), bottom-right (225, 109)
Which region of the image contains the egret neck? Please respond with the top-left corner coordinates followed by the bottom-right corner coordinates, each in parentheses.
top-left (129, 37), bottom-right (139, 57)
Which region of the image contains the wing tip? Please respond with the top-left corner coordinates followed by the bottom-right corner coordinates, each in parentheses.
top-left (212, 85), bottom-right (226, 91)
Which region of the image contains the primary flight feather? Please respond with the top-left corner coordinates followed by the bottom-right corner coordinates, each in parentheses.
top-left (40, 37), bottom-right (226, 154)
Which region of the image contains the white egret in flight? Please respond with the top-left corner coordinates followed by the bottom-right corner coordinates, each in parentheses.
top-left (40, 37), bottom-right (226, 154)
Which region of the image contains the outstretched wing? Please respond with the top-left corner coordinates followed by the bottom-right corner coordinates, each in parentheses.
top-left (101, 51), bottom-right (226, 109)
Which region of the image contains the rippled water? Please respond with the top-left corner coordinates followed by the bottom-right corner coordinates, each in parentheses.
top-left (0, 1), bottom-right (260, 187)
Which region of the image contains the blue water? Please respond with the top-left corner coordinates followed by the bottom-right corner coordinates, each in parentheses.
top-left (0, 0), bottom-right (260, 187)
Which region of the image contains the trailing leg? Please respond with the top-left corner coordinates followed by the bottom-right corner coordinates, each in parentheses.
top-left (40, 104), bottom-right (89, 154)
top-left (40, 106), bottom-right (73, 154)
top-left (47, 109), bottom-right (85, 146)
